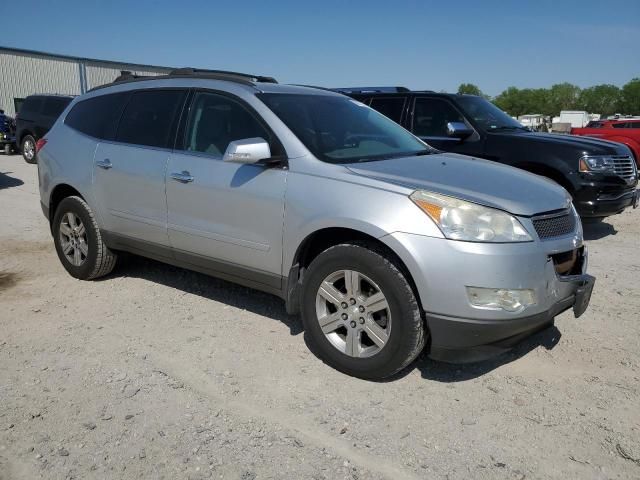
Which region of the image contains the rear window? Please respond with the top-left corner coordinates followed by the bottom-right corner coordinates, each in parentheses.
top-left (20, 96), bottom-right (44, 114)
top-left (115, 90), bottom-right (186, 148)
top-left (629, 122), bottom-right (640, 129)
top-left (65, 92), bottom-right (129, 140)
top-left (42, 97), bottom-right (72, 117)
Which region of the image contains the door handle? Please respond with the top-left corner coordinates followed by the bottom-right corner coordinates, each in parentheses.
top-left (96, 159), bottom-right (112, 169)
top-left (170, 171), bottom-right (194, 183)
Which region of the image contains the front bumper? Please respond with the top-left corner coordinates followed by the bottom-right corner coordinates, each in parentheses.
top-left (382, 228), bottom-right (592, 362)
top-left (572, 173), bottom-right (638, 217)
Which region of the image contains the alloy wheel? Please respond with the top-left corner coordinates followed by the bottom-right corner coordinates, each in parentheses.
top-left (59, 212), bottom-right (88, 266)
top-left (315, 269), bottom-right (391, 358)
top-left (23, 139), bottom-right (35, 161)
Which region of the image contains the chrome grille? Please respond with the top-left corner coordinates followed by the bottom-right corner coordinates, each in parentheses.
top-left (532, 210), bottom-right (576, 239)
top-left (611, 155), bottom-right (636, 180)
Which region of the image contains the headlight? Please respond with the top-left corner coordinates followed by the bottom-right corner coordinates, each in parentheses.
top-left (410, 190), bottom-right (532, 242)
top-left (579, 155), bottom-right (616, 173)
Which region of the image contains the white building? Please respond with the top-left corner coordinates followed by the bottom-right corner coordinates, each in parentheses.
top-left (0, 46), bottom-right (173, 116)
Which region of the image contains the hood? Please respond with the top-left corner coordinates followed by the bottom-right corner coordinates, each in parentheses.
top-left (347, 153), bottom-right (571, 217)
top-left (492, 130), bottom-right (629, 155)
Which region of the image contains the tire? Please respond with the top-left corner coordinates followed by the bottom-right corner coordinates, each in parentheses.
top-left (3, 144), bottom-right (10, 155)
top-left (52, 196), bottom-right (117, 280)
top-left (21, 135), bottom-right (37, 164)
top-left (301, 243), bottom-right (425, 380)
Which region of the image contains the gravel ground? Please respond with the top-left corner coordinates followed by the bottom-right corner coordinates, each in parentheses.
top-left (1, 154), bottom-right (639, 480)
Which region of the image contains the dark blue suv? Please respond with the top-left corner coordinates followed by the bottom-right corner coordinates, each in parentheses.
top-left (0, 111), bottom-right (16, 155)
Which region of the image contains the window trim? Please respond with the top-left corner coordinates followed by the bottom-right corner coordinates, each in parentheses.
top-left (175, 88), bottom-right (287, 164)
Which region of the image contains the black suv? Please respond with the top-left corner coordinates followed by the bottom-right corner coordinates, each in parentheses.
top-left (16, 94), bottom-right (73, 163)
top-left (338, 88), bottom-right (639, 218)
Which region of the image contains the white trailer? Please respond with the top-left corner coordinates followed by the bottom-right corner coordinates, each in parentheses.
top-left (559, 111), bottom-right (590, 128)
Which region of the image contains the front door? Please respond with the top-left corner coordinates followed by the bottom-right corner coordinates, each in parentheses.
top-left (92, 89), bottom-right (186, 246)
top-left (166, 91), bottom-right (287, 290)
top-left (410, 96), bottom-right (483, 156)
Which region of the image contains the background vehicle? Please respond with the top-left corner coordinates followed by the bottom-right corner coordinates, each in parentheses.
top-left (37, 70), bottom-right (593, 380)
top-left (572, 119), bottom-right (640, 166)
top-left (338, 88), bottom-right (639, 218)
top-left (15, 94), bottom-right (73, 163)
top-left (0, 110), bottom-right (16, 155)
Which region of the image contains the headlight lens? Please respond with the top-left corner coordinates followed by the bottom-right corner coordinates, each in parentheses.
top-left (579, 155), bottom-right (616, 173)
top-left (410, 191), bottom-right (532, 242)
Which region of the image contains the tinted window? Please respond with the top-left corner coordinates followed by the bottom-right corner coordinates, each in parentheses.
top-left (259, 94), bottom-right (431, 164)
top-left (612, 123), bottom-right (627, 129)
top-left (20, 96), bottom-right (44, 114)
top-left (116, 90), bottom-right (186, 148)
top-left (65, 92), bottom-right (129, 140)
top-left (42, 97), bottom-right (72, 117)
top-left (455, 96), bottom-right (525, 131)
top-left (184, 92), bottom-right (271, 156)
top-left (369, 97), bottom-right (406, 123)
top-left (629, 122), bottom-right (640, 129)
top-left (413, 98), bottom-right (466, 137)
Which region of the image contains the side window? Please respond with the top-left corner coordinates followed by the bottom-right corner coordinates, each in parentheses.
top-left (116, 90), bottom-right (186, 148)
top-left (20, 97), bottom-right (43, 115)
top-left (629, 122), bottom-right (640, 129)
top-left (65, 92), bottom-right (129, 140)
top-left (413, 98), bottom-right (465, 137)
top-left (612, 123), bottom-right (627, 129)
top-left (184, 92), bottom-right (270, 157)
top-left (42, 97), bottom-right (71, 118)
top-left (369, 97), bottom-right (406, 123)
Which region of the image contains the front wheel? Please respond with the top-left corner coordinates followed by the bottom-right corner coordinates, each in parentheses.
top-left (301, 243), bottom-right (425, 380)
top-left (21, 135), bottom-right (37, 164)
top-left (52, 196), bottom-right (117, 280)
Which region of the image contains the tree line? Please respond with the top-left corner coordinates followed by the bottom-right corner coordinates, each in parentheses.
top-left (457, 79), bottom-right (640, 117)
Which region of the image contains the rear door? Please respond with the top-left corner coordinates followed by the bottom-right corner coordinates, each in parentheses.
top-left (410, 96), bottom-right (483, 156)
top-left (368, 96), bottom-right (408, 125)
top-left (165, 90), bottom-right (287, 289)
top-left (93, 89), bottom-right (187, 247)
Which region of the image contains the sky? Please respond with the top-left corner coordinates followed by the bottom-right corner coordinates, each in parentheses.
top-left (2, 0), bottom-right (639, 96)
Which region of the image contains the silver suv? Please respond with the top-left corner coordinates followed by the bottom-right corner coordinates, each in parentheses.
top-left (37, 69), bottom-right (595, 379)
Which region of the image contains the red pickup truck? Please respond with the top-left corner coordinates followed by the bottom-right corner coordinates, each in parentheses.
top-left (572, 119), bottom-right (640, 166)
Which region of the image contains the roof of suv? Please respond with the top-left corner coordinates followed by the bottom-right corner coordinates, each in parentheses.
top-left (88, 68), bottom-right (343, 97)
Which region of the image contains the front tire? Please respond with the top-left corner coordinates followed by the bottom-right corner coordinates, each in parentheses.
top-left (52, 196), bottom-right (117, 280)
top-left (301, 243), bottom-right (425, 380)
top-left (21, 135), bottom-right (37, 164)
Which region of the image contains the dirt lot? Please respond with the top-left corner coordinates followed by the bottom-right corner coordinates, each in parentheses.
top-left (0, 154), bottom-right (639, 480)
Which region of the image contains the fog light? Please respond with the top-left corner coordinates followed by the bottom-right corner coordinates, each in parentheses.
top-left (466, 287), bottom-right (537, 313)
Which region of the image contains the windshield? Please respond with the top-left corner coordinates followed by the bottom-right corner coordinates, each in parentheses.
top-left (257, 93), bottom-right (431, 163)
top-left (456, 96), bottom-right (525, 131)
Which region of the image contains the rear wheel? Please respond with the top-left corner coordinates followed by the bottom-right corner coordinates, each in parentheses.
top-left (21, 135), bottom-right (36, 164)
top-left (301, 243), bottom-right (425, 380)
top-left (52, 196), bottom-right (117, 280)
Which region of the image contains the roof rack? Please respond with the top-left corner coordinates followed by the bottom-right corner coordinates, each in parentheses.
top-left (332, 86), bottom-right (410, 94)
top-left (169, 67), bottom-right (277, 84)
top-left (90, 68), bottom-right (277, 92)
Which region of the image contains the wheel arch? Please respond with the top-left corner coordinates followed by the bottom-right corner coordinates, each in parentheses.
top-left (49, 184), bottom-right (85, 225)
top-left (515, 162), bottom-right (573, 193)
top-left (284, 226), bottom-right (423, 316)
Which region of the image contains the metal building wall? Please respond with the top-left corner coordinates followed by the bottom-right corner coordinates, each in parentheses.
top-left (84, 62), bottom-right (171, 90)
top-left (0, 50), bottom-right (81, 116)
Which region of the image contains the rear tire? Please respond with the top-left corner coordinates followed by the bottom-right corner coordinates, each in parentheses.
top-left (52, 196), bottom-right (117, 280)
top-left (301, 243), bottom-right (425, 380)
top-left (21, 135), bottom-right (37, 164)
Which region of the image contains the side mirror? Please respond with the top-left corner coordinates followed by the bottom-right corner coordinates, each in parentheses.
top-left (223, 138), bottom-right (271, 164)
top-left (446, 122), bottom-right (473, 140)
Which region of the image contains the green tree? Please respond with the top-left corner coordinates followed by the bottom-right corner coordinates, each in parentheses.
top-left (620, 78), bottom-right (640, 115)
top-left (578, 84), bottom-right (621, 115)
top-left (547, 83), bottom-right (581, 113)
top-left (457, 83), bottom-right (484, 96)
